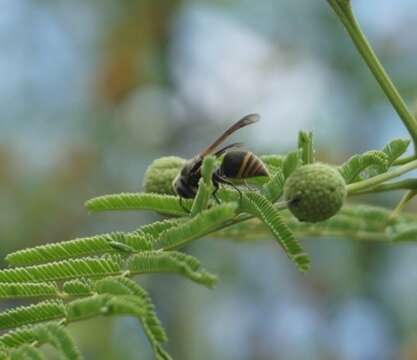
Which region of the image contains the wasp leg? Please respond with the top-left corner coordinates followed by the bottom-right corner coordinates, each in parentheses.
top-left (179, 197), bottom-right (191, 214)
top-left (213, 172), bottom-right (242, 202)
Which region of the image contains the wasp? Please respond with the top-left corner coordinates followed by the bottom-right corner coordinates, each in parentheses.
top-left (173, 114), bottom-right (270, 203)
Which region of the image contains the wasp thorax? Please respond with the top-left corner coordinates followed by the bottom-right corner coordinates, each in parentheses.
top-left (284, 163), bottom-right (347, 223)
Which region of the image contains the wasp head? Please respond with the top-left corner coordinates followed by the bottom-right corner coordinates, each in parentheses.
top-left (172, 159), bottom-right (201, 199)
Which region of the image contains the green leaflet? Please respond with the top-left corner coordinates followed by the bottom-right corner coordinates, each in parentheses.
top-left (9, 345), bottom-right (45, 360)
top-left (66, 295), bottom-right (112, 322)
top-left (158, 204), bottom-right (238, 250)
top-left (126, 252), bottom-right (217, 288)
top-left (262, 168), bottom-right (285, 202)
top-left (387, 223), bottom-right (417, 242)
top-left (96, 277), bottom-right (168, 356)
top-left (111, 277), bottom-right (166, 343)
top-left (133, 218), bottom-right (186, 239)
top-left (103, 295), bottom-right (171, 360)
top-left (66, 293), bottom-right (171, 360)
top-left (338, 138), bottom-right (410, 184)
top-left (0, 344), bottom-right (6, 360)
top-left (0, 292), bottom-right (165, 359)
top-left (62, 279), bottom-right (93, 296)
top-left (241, 192), bottom-right (310, 272)
top-left (298, 131), bottom-right (314, 165)
top-left (94, 277), bottom-right (167, 343)
top-left (190, 179), bottom-right (212, 216)
top-left (0, 282), bottom-right (58, 299)
top-left (0, 322), bottom-right (82, 360)
top-left (6, 233), bottom-right (151, 267)
top-left (33, 323), bottom-right (81, 360)
top-left (338, 150), bottom-right (389, 184)
top-left (6, 219), bottom-right (187, 268)
top-left (382, 138), bottom-right (410, 164)
top-left (0, 256), bottom-right (123, 283)
top-left (85, 193), bottom-right (192, 216)
top-left (190, 156), bottom-right (216, 216)
top-left (0, 300), bottom-right (66, 331)
top-left (0, 326), bottom-right (36, 348)
top-left (201, 155), bottom-right (216, 185)
top-left (283, 151), bottom-right (301, 179)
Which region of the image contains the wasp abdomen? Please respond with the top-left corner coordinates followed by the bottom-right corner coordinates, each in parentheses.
top-left (220, 150), bottom-right (269, 179)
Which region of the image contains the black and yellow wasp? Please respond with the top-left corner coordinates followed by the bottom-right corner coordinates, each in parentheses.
top-left (173, 114), bottom-right (270, 201)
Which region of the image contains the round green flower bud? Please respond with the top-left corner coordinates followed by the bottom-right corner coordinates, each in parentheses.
top-left (143, 156), bottom-right (185, 195)
top-left (284, 163), bottom-right (346, 223)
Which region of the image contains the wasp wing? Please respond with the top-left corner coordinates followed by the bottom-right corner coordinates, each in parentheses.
top-left (199, 113), bottom-right (259, 157)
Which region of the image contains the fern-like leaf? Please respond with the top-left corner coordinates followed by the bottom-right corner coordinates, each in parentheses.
top-left (338, 150), bottom-right (389, 184)
top-left (0, 322), bottom-right (82, 360)
top-left (262, 168), bottom-right (285, 202)
top-left (110, 277), bottom-right (166, 343)
top-left (0, 282), bottom-right (58, 299)
top-left (190, 179), bottom-right (212, 217)
top-left (0, 300), bottom-right (66, 330)
top-left (158, 204), bottom-right (237, 250)
top-left (0, 344), bottom-right (6, 360)
top-left (62, 279), bottom-right (93, 296)
top-left (33, 323), bottom-right (82, 360)
top-left (0, 256), bottom-right (122, 283)
top-left (66, 294), bottom-right (171, 359)
top-left (387, 224), bottom-right (417, 242)
top-left (85, 193), bottom-right (191, 216)
top-left (190, 156), bottom-right (216, 216)
top-left (242, 192), bottom-right (310, 272)
top-left (298, 131), bottom-right (314, 165)
top-left (133, 218), bottom-right (186, 239)
top-left (283, 151), bottom-right (301, 179)
top-left (67, 295), bottom-right (116, 323)
top-left (94, 277), bottom-right (167, 343)
top-left (105, 295), bottom-right (172, 360)
top-left (127, 252), bottom-right (217, 287)
top-left (382, 138), bottom-right (410, 164)
top-left (0, 327), bottom-right (36, 348)
top-left (6, 233), bottom-right (150, 267)
top-left (9, 345), bottom-right (45, 360)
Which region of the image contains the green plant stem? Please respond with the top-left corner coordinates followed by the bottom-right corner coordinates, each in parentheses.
top-left (347, 159), bottom-right (417, 194)
top-left (327, 0), bottom-right (417, 151)
top-left (349, 179), bottom-right (417, 195)
top-left (393, 155), bottom-right (417, 166)
top-left (389, 190), bottom-right (417, 220)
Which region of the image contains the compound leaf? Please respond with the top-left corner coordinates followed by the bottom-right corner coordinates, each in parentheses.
top-left (85, 193), bottom-right (191, 216)
top-left (242, 192), bottom-right (310, 272)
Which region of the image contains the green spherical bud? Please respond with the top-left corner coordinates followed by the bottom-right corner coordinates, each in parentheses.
top-left (143, 156), bottom-right (185, 195)
top-left (284, 163), bottom-right (346, 223)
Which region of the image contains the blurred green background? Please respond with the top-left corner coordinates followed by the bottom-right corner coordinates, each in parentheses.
top-left (2, 0), bottom-right (417, 359)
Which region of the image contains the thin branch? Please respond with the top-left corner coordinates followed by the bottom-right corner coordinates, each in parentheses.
top-left (327, 0), bottom-right (417, 151)
top-left (347, 160), bottom-right (417, 194)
